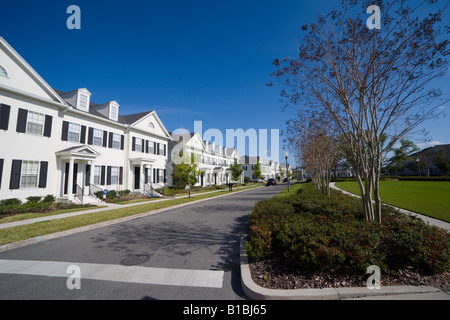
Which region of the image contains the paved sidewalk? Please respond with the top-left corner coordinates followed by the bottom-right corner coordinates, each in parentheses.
top-left (330, 182), bottom-right (450, 231)
top-left (0, 187), bottom-right (261, 230)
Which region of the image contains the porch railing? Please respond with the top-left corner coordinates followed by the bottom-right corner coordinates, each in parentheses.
top-left (89, 184), bottom-right (103, 197)
top-left (75, 184), bottom-right (84, 203)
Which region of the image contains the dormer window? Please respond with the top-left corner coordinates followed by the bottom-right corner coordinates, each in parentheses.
top-left (0, 65), bottom-right (8, 78)
top-left (79, 94), bottom-right (88, 111)
top-left (110, 105), bottom-right (118, 121)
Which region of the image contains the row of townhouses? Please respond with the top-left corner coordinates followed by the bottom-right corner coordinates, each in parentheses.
top-left (0, 37), bottom-right (242, 203)
top-left (240, 156), bottom-right (291, 182)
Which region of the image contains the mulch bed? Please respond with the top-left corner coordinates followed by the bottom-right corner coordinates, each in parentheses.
top-left (249, 256), bottom-right (450, 292)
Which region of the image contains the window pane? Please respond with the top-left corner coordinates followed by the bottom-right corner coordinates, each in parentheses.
top-left (26, 111), bottom-right (44, 135)
top-left (111, 167), bottom-right (119, 185)
top-left (93, 129), bottom-right (103, 146)
top-left (20, 161), bottom-right (39, 188)
top-left (112, 134), bottom-right (121, 149)
top-left (93, 166), bottom-right (100, 185)
top-left (68, 123), bottom-right (80, 142)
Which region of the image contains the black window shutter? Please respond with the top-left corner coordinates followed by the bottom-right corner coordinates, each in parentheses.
top-left (141, 140), bottom-right (145, 153)
top-left (164, 169), bottom-right (167, 183)
top-left (119, 167), bottom-right (123, 185)
top-left (80, 125), bottom-right (86, 144)
top-left (0, 159), bottom-right (3, 189)
top-left (102, 131), bottom-right (108, 147)
top-left (16, 108), bottom-right (28, 133)
top-left (85, 164), bottom-right (91, 187)
top-left (132, 137), bottom-right (136, 151)
top-left (145, 140), bottom-right (149, 153)
top-left (0, 104), bottom-right (11, 130)
top-left (156, 169), bottom-right (160, 183)
top-left (43, 115), bottom-right (52, 137)
top-left (153, 168), bottom-right (156, 183)
top-left (9, 160), bottom-right (22, 190)
top-left (157, 143), bottom-right (160, 155)
top-left (61, 121), bottom-right (69, 141)
top-left (38, 161), bottom-right (48, 188)
top-left (154, 142), bottom-right (157, 155)
top-left (164, 144), bottom-right (167, 156)
top-left (87, 128), bottom-right (94, 145)
top-left (100, 166), bottom-right (106, 185)
top-left (108, 132), bottom-right (113, 148)
top-left (106, 166), bottom-right (112, 185)
top-left (120, 135), bottom-right (125, 150)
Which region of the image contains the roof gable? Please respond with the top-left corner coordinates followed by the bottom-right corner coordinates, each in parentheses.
top-left (126, 110), bottom-right (171, 139)
top-left (0, 37), bottom-right (66, 105)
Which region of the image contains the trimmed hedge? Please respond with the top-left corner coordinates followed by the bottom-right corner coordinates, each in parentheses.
top-left (246, 184), bottom-right (450, 274)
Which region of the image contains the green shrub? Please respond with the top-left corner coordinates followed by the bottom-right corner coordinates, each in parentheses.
top-left (26, 196), bottom-right (42, 203)
top-left (106, 190), bottom-right (117, 199)
top-left (118, 190), bottom-right (131, 197)
top-left (42, 194), bottom-right (56, 203)
top-left (246, 183), bottom-right (450, 275)
top-left (94, 191), bottom-right (104, 200)
top-left (0, 198), bottom-right (22, 206)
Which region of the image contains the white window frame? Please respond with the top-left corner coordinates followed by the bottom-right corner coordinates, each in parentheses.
top-left (112, 133), bottom-right (121, 149)
top-left (110, 106), bottom-right (118, 121)
top-left (159, 143), bottom-right (165, 155)
top-left (68, 123), bottom-right (81, 142)
top-left (135, 138), bottom-right (142, 152)
top-left (26, 111), bottom-right (45, 136)
top-left (93, 166), bottom-right (101, 185)
top-left (158, 169), bottom-right (164, 183)
top-left (79, 94), bottom-right (88, 111)
top-left (93, 129), bottom-right (103, 146)
top-left (148, 140), bottom-right (154, 154)
top-left (0, 65), bottom-right (8, 78)
top-left (110, 166), bottom-right (119, 185)
top-left (20, 160), bottom-right (40, 189)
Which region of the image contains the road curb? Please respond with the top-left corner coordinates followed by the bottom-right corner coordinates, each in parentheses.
top-left (0, 186), bottom-right (264, 253)
top-left (239, 235), bottom-right (446, 300)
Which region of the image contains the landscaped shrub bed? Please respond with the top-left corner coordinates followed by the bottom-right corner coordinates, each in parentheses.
top-left (0, 195), bottom-right (95, 217)
top-left (246, 184), bottom-right (450, 275)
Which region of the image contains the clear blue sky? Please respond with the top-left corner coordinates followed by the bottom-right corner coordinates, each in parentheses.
top-left (1, 0), bottom-right (449, 165)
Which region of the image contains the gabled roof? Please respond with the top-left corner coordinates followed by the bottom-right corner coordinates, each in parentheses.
top-left (0, 37), bottom-right (68, 106)
top-left (119, 111), bottom-right (153, 125)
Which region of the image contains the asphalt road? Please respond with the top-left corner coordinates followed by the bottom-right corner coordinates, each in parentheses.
top-left (0, 184), bottom-right (286, 300)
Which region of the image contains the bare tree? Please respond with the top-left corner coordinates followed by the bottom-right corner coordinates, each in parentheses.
top-left (272, 0), bottom-right (449, 222)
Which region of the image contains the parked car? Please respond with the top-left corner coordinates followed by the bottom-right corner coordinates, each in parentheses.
top-left (283, 178), bottom-right (288, 183)
top-left (266, 178), bottom-right (276, 186)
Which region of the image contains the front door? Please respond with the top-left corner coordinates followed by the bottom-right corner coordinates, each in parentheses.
top-left (63, 162), bottom-right (78, 195)
top-left (134, 166), bottom-right (140, 190)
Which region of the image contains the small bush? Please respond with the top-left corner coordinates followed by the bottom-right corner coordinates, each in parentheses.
top-left (118, 190), bottom-right (131, 197)
top-left (0, 198), bottom-right (22, 206)
top-left (26, 196), bottom-right (42, 203)
top-left (94, 191), bottom-right (104, 200)
top-left (42, 194), bottom-right (56, 203)
top-left (106, 190), bottom-right (117, 199)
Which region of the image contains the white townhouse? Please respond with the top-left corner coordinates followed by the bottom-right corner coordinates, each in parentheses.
top-left (0, 37), bottom-right (171, 203)
top-left (240, 156), bottom-right (291, 182)
top-left (168, 132), bottom-right (243, 187)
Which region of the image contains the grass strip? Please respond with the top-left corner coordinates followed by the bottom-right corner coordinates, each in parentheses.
top-left (0, 185), bottom-right (262, 246)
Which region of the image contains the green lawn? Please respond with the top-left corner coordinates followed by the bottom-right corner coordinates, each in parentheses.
top-left (335, 181), bottom-right (450, 223)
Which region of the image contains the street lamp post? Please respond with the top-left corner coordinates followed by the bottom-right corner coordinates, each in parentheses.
top-left (285, 151), bottom-right (290, 193)
top-left (417, 158), bottom-right (421, 176)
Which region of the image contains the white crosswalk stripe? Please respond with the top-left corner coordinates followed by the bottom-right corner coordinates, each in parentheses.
top-left (0, 259), bottom-right (224, 288)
